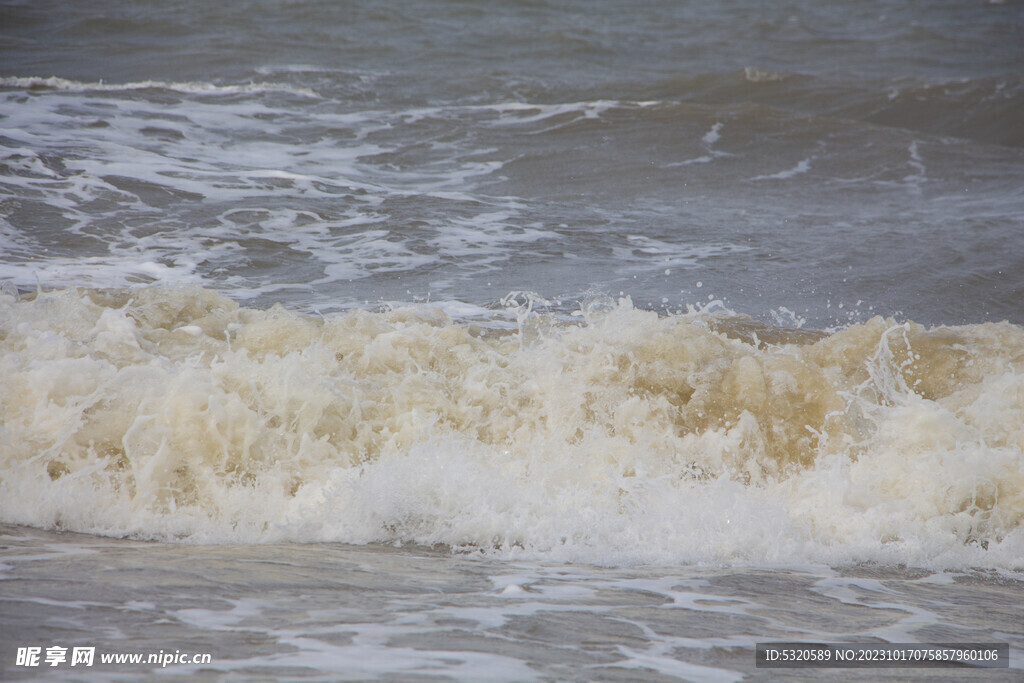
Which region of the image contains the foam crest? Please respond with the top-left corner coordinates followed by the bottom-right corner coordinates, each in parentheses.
top-left (0, 76), bottom-right (320, 98)
top-left (1, 287), bottom-right (1022, 567)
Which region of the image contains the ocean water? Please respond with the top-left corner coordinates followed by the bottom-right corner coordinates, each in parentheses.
top-left (2, 0), bottom-right (1023, 679)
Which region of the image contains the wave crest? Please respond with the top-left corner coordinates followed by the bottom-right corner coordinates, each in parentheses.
top-left (1, 286), bottom-right (1022, 567)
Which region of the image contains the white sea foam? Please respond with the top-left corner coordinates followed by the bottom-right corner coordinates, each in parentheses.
top-left (612, 235), bottom-right (744, 272)
top-left (1, 287), bottom-right (1021, 569)
top-left (752, 157), bottom-right (813, 181)
top-left (666, 121), bottom-right (734, 167)
top-left (702, 122), bottom-right (724, 146)
top-left (0, 75), bottom-right (321, 98)
top-left (5, 82), bottom-right (688, 306)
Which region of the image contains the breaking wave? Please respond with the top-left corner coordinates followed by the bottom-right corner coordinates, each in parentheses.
top-left (1, 286), bottom-right (1022, 568)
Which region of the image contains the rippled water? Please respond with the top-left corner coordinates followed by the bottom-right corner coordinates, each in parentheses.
top-left (2, 525), bottom-right (1022, 680)
top-left (2, 0), bottom-right (1023, 679)
top-left (3, 0), bottom-right (1023, 324)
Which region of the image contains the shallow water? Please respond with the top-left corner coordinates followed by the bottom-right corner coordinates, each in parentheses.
top-left (1, 525), bottom-right (1022, 681)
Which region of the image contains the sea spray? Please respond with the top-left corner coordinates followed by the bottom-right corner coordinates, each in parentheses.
top-left (1, 286), bottom-right (1022, 567)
